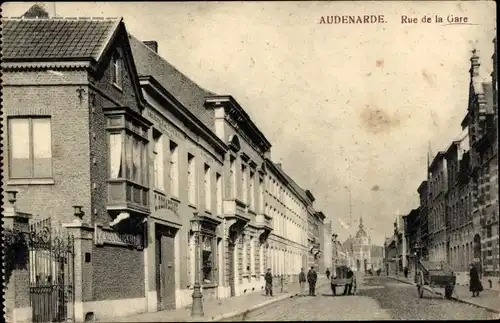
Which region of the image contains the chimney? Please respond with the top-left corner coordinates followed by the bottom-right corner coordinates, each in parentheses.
top-left (143, 41), bottom-right (158, 54)
top-left (23, 3), bottom-right (50, 18)
top-left (469, 49), bottom-right (480, 78)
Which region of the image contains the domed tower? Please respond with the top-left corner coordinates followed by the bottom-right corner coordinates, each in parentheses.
top-left (354, 217), bottom-right (371, 272)
top-left (355, 217), bottom-right (369, 245)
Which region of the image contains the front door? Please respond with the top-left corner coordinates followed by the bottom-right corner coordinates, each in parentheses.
top-left (228, 241), bottom-right (235, 297)
top-left (155, 225), bottom-right (176, 310)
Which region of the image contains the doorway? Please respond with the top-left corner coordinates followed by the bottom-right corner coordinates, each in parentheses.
top-left (228, 241), bottom-right (236, 297)
top-left (155, 225), bottom-right (176, 310)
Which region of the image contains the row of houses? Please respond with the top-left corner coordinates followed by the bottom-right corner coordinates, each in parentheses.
top-left (385, 39), bottom-right (498, 289)
top-left (2, 13), bottom-right (333, 322)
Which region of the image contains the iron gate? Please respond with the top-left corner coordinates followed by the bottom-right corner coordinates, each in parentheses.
top-left (28, 218), bottom-right (75, 322)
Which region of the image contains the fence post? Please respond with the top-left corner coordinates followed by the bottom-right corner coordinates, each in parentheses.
top-left (63, 217), bottom-right (95, 323)
top-left (3, 189), bottom-right (32, 323)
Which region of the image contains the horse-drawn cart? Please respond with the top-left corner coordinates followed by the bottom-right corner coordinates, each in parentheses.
top-left (415, 260), bottom-right (456, 299)
top-left (331, 265), bottom-right (357, 296)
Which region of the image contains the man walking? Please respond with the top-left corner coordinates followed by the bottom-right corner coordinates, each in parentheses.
top-left (299, 268), bottom-right (307, 296)
top-left (264, 268), bottom-right (273, 296)
top-left (326, 268), bottom-right (331, 279)
top-left (343, 267), bottom-right (354, 295)
top-left (307, 266), bottom-right (318, 296)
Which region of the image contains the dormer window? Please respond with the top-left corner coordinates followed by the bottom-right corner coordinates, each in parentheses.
top-left (112, 51), bottom-right (123, 89)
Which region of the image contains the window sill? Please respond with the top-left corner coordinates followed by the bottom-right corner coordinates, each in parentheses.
top-left (171, 196), bottom-right (181, 203)
top-left (202, 283), bottom-right (218, 288)
top-left (188, 203), bottom-right (197, 210)
top-left (7, 178), bottom-right (55, 185)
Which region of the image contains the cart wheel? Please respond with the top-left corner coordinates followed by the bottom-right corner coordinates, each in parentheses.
top-left (444, 287), bottom-right (453, 299)
top-left (417, 285), bottom-right (424, 298)
top-left (417, 272), bottom-right (424, 298)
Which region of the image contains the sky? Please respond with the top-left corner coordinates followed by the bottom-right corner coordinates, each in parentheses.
top-left (2, 1), bottom-right (496, 245)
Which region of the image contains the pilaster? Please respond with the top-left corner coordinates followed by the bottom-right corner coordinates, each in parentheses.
top-left (62, 220), bottom-right (95, 322)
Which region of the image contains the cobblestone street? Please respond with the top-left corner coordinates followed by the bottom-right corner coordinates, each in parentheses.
top-left (229, 276), bottom-right (497, 321)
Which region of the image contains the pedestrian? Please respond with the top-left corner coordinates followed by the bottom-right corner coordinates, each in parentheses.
top-left (343, 267), bottom-right (354, 295)
top-left (265, 268), bottom-right (273, 296)
top-left (326, 268), bottom-right (331, 280)
top-left (404, 266), bottom-right (409, 279)
top-left (307, 266), bottom-right (318, 296)
top-left (469, 263), bottom-right (483, 297)
top-left (299, 268), bottom-right (307, 296)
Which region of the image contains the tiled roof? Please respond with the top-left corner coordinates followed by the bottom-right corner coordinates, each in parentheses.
top-left (128, 34), bottom-right (216, 129)
top-left (2, 18), bottom-right (119, 61)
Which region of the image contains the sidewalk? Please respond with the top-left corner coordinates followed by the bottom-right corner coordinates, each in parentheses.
top-left (98, 277), bottom-right (329, 322)
top-left (386, 275), bottom-right (499, 314)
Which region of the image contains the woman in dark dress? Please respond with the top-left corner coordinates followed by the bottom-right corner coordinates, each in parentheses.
top-left (469, 263), bottom-right (483, 297)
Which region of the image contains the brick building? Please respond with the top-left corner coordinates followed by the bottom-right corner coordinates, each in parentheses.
top-left (417, 180), bottom-right (430, 258)
top-left (2, 17), bottom-right (154, 321)
top-left (461, 49), bottom-right (498, 283)
top-left (444, 134), bottom-right (474, 284)
top-left (428, 152), bottom-right (448, 262)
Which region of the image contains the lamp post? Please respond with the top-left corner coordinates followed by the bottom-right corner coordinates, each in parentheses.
top-left (190, 213), bottom-right (204, 317)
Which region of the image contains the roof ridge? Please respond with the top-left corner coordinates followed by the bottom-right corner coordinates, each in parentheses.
top-left (3, 16), bottom-right (121, 21)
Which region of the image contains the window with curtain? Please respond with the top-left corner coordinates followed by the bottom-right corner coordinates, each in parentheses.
top-left (241, 164), bottom-right (247, 203)
top-left (169, 141), bottom-right (179, 197)
top-left (204, 164), bottom-right (211, 211)
top-left (8, 117), bottom-right (52, 179)
top-left (187, 153), bottom-right (196, 205)
top-left (152, 131), bottom-right (164, 191)
top-left (109, 132), bottom-right (148, 186)
top-left (216, 173), bottom-right (222, 216)
top-left (229, 156), bottom-right (236, 198)
top-left (249, 171), bottom-right (255, 210)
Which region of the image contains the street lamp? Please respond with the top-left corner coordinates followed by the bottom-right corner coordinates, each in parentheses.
top-left (190, 213), bottom-right (204, 317)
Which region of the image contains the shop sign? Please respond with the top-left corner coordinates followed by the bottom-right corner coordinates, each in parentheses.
top-left (94, 225), bottom-right (144, 250)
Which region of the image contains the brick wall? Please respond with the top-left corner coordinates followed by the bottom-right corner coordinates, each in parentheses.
top-left (91, 245), bottom-right (145, 301)
top-left (2, 70), bottom-right (92, 224)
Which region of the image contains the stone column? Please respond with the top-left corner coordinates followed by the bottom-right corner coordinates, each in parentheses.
top-left (62, 219), bottom-right (94, 322)
top-left (3, 189), bottom-right (32, 323)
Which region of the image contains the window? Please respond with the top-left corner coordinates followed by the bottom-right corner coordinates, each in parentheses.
top-left (169, 141), bottom-right (179, 197)
top-left (153, 131), bottom-right (164, 191)
top-left (112, 52), bottom-right (123, 88)
top-left (204, 164), bottom-right (211, 211)
top-left (259, 178), bottom-right (264, 213)
top-left (241, 164), bottom-right (248, 203)
top-left (187, 153), bottom-right (196, 205)
top-left (242, 236), bottom-right (248, 274)
top-left (202, 235), bottom-right (216, 284)
top-left (105, 113), bottom-right (149, 209)
top-left (229, 156), bottom-right (236, 198)
top-left (249, 171), bottom-right (255, 210)
top-left (216, 173), bottom-right (223, 216)
top-left (8, 117), bottom-right (52, 179)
